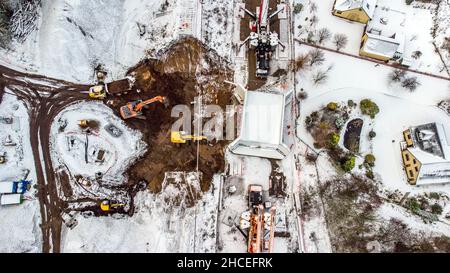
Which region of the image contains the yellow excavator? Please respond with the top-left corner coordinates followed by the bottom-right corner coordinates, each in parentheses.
top-left (100, 200), bottom-right (125, 212)
top-left (170, 131), bottom-right (207, 144)
top-left (88, 84), bottom-right (107, 99)
top-left (120, 96), bottom-right (167, 119)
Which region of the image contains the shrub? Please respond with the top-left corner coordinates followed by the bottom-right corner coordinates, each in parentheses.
top-left (405, 0), bottom-right (414, 5)
top-left (347, 100), bottom-right (355, 107)
top-left (360, 99), bottom-right (380, 118)
top-left (328, 132), bottom-right (340, 147)
top-left (364, 154), bottom-right (376, 167)
top-left (342, 156), bottom-right (356, 172)
top-left (293, 3), bottom-right (303, 14)
top-left (431, 203), bottom-right (443, 215)
top-left (365, 170), bottom-right (374, 179)
top-left (407, 198), bottom-right (420, 212)
top-left (369, 130), bottom-right (376, 139)
top-left (327, 102), bottom-right (338, 111)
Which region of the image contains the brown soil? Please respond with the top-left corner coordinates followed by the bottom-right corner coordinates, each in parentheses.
top-left (106, 38), bottom-right (234, 193)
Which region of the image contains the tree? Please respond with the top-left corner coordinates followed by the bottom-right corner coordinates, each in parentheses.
top-left (342, 156), bottom-right (356, 172)
top-left (312, 69), bottom-right (329, 85)
top-left (402, 76), bottom-right (421, 92)
top-left (360, 99), bottom-right (380, 118)
top-left (293, 3), bottom-right (303, 14)
top-left (317, 28), bottom-right (331, 44)
top-left (389, 69), bottom-right (406, 83)
top-left (327, 102), bottom-right (338, 111)
top-left (333, 33), bottom-right (348, 51)
top-left (364, 154), bottom-right (376, 167)
top-left (369, 130), bottom-right (376, 139)
top-left (293, 53), bottom-right (309, 71)
top-left (431, 203), bottom-right (443, 215)
top-left (328, 132), bottom-right (340, 147)
top-left (309, 48), bottom-right (325, 66)
top-left (412, 50), bottom-right (422, 59)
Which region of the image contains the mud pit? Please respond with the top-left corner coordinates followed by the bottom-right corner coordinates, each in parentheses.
top-left (108, 38), bottom-right (234, 193)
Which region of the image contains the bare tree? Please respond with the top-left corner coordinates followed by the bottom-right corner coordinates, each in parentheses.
top-left (310, 2), bottom-right (318, 13)
top-left (309, 48), bottom-right (325, 66)
top-left (292, 53), bottom-right (310, 71)
top-left (389, 69), bottom-right (406, 83)
top-left (317, 28), bottom-right (331, 44)
top-left (312, 69), bottom-right (329, 85)
top-left (402, 76), bottom-right (421, 92)
top-left (333, 33), bottom-right (348, 51)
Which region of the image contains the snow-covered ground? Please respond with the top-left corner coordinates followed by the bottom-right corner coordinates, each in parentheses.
top-left (0, 93), bottom-right (41, 252)
top-left (0, 0), bottom-right (204, 83)
top-left (50, 101), bottom-right (146, 183)
top-left (295, 38), bottom-right (450, 236)
top-left (62, 173), bottom-right (220, 253)
top-left (294, 0), bottom-right (448, 76)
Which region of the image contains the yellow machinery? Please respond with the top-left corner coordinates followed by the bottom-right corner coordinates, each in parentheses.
top-left (78, 119), bottom-right (89, 128)
top-left (171, 131), bottom-right (207, 144)
top-left (0, 154), bottom-right (5, 164)
top-left (88, 84), bottom-right (107, 99)
top-left (120, 96), bottom-right (167, 119)
top-left (100, 200), bottom-right (125, 212)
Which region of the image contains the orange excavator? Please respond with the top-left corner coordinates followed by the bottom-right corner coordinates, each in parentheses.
top-left (120, 96), bottom-right (167, 119)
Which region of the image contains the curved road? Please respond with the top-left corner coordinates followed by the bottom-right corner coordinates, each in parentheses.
top-left (0, 64), bottom-right (89, 252)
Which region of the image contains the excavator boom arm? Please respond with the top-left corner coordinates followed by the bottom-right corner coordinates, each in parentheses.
top-left (134, 96), bottom-right (166, 112)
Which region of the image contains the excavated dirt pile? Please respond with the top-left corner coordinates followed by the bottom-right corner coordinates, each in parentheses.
top-left (108, 38), bottom-right (234, 193)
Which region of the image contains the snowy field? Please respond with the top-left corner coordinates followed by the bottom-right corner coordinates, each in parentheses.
top-left (0, 93), bottom-right (41, 252)
top-left (295, 40), bottom-right (450, 235)
top-left (294, 0), bottom-right (448, 76)
top-left (0, 0), bottom-right (202, 83)
top-left (62, 173), bottom-right (220, 253)
top-left (50, 101), bottom-right (147, 183)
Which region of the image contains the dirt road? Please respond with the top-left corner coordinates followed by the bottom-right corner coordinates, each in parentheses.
top-left (0, 65), bottom-right (88, 252)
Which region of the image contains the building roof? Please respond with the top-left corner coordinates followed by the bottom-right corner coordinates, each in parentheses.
top-left (229, 90), bottom-right (290, 160)
top-left (363, 4), bottom-right (408, 58)
top-left (334, 0), bottom-right (377, 18)
top-left (407, 123), bottom-right (450, 185)
top-left (239, 91), bottom-right (284, 145)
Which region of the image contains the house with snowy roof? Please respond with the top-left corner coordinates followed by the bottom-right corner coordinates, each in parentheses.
top-left (332, 0), bottom-right (377, 24)
top-left (359, 5), bottom-right (414, 65)
top-left (401, 123), bottom-right (450, 186)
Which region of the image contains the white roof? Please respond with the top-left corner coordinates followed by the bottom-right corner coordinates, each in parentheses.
top-left (0, 182), bottom-right (14, 194)
top-left (334, 0), bottom-right (377, 18)
top-left (240, 91), bottom-right (284, 145)
top-left (0, 194), bottom-right (21, 205)
top-left (408, 123), bottom-right (450, 185)
top-left (363, 4), bottom-right (407, 57)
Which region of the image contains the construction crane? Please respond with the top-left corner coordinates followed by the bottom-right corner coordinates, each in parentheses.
top-left (170, 131), bottom-right (207, 144)
top-left (240, 184), bottom-right (276, 253)
top-left (240, 0), bottom-right (286, 77)
top-left (119, 96), bottom-right (167, 120)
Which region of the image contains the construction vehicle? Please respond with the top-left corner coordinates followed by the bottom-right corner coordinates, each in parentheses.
top-left (0, 152), bottom-right (6, 164)
top-left (170, 131), bottom-right (207, 144)
top-left (0, 180), bottom-right (31, 194)
top-left (100, 199), bottom-right (125, 212)
top-left (88, 84), bottom-right (108, 99)
top-left (239, 184), bottom-right (276, 253)
top-left (120, 96), bottom-right (167, 120)
top-left (240, 0), bottom-right (286, 77)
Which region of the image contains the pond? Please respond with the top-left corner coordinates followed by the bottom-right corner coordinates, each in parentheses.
top-left (343, 118), bottom-right (363, 153)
